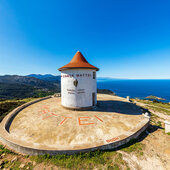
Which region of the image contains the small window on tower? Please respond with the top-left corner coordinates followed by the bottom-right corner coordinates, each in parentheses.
top-left (93, 72), bottom-right (96, 79)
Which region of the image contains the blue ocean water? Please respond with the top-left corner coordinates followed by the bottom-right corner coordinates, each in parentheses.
top-left (97, 79), bottom-right (170, 102)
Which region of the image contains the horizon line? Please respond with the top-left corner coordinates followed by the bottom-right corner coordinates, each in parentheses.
top-left (0, 74), bottom-right (170, 80)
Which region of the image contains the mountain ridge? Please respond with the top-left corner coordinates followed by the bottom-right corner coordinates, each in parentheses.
top-left (0, 75), bottom-right (60, 99)
top-left (27, 74), bottom-right (61, 83)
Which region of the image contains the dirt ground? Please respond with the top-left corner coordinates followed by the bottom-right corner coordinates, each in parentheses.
top-left (120, 101), bottom-right (170, 170)
top-left (120, 125), bottom-right (170, 170)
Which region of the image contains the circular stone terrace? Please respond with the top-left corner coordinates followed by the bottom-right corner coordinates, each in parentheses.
top-left (0, 94), bottom-right (150, 155)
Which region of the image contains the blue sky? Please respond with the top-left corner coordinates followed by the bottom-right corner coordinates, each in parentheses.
top-left (0, 0), bottom-right (170, 79)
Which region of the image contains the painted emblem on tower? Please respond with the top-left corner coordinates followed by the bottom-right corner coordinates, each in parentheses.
top-left (73, 79), bottom-right (78, 87)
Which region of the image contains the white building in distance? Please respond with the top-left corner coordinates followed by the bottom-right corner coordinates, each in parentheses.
top-left (58, 51), bottom-right (99, 110)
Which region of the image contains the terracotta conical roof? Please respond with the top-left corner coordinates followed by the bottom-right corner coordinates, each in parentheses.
top-left (58, 51), bottom-right (99, 71)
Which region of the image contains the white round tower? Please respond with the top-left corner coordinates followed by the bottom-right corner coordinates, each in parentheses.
top-left (58, 51), bottom-right (99, 110)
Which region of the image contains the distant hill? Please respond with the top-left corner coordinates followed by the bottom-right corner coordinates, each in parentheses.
top-left (27, 74), bottom-right (54, 79)
top-left (0, 75), bottom-right (60, 90)
top-left (27, 74), bottom-right (61, 83)
top-left (0, 83), bottom-right (37, 99)
top-left (0, 75), bottom-right (60, 99)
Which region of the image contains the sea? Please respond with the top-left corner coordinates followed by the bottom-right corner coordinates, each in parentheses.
top-left (97, 79), bottom-right (170, 102)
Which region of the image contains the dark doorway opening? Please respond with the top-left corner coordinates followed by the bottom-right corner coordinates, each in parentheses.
top-left (92, 93), bottom-right (95, 106)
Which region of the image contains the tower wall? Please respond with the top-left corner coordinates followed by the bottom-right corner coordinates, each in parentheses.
top-left (61, 69), bottom-right (97, 109)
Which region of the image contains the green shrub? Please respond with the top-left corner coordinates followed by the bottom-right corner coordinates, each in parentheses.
top-left (0, 145), bottom-right (14, 154)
